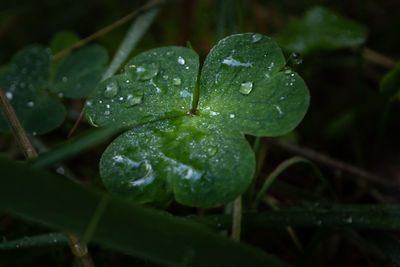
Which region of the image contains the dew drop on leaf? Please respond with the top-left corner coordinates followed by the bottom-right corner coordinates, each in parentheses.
top-left (239, 81), bottom-right (253, 95)
top-left (251, 33), bottom-right (263, 43)
top-left (126, 94), bottom-right (143, 107)
top-left (173, 77), bottom-right (182, 85)
top-left (284, 69), bottom-right (292, 74)
top-left (207, 147), bottom-right (218, 156)
top-left (177, 56), bottom-right (185, 65)
top-left (5, 91), bottom-right (13, 100)
top-left (104, 110), bottom-right (110, 115)
top-left (26, 101), bottom-right (35, 107)
top-left (104, 81), bottom-right (119, 98)
top-left (129, 62), bottom-right (159, 81)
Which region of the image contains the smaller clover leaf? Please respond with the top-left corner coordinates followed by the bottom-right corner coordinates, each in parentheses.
top-left (84, 46), bottom-right (199, 127)
top-left (274, 6), bottom-right (368, 55)
top-left (0, 45), bottom-right (66, 135)
top-left (51, 45), bottom-right (108, 98)
top-left (87, 33), bottom-right (310, 207)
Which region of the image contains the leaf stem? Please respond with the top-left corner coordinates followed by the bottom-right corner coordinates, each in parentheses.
top-left (231, 195), bottom-right (242, 241)
top-left (0, 85), bottom-right (95, 267)
top-left (51, 0), bottom-right (165, 61)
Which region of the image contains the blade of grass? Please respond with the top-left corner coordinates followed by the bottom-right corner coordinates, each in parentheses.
top-left (0, 157), bottom-right (290, 267)
top-left (0, 233), bottom-right (67, 250)
top-left (52, 0), bottom-right (165, 61)
top-left (190, 204), bottom-right (400, 230)
top-left (253, 156), bottom-right (337, 210)
top-left (31, 125), bottom-right (124, 168)
top-left (0, 86), bottom-right (94, 267)
top-left (102, 8), bottom-right (159, 81)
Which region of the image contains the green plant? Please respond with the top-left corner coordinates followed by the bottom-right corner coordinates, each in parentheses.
top-left (85, 33), bottom-right (309, 207)
top-left (1, 2), bottom-right (400, 267)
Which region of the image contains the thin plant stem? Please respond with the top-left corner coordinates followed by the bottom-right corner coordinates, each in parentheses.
top-left (0, 86), bottom-right (37, 159)
top-left (362, 47), bottom-right (397, 69)
top-left (263, 195), bottom-right (303, 251)
top-left (269, 138), bottom-right (397, 189)
top-left (231, 195), bottom-right (242, 241)
top-left (0, 85), bottom-right (95, 267)
top-left (52, 0), bottom-right (165, 61)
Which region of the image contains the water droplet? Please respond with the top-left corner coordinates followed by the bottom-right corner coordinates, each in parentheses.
top-left (280, 96), bottom-right (285, 100)
top-left (131, 62), bottom-right (159, 81)
top-left (229, 114), bottom-right (235, 118)
top-left (289, 52), bottom-right (303, 65)
top-left (56, 167), bottom-right (65, 175)
top-left (32, 132), bottom-right (37, 136)
top-left (5, 91), bottom-right (13, 100)
top-left (177, 56), bottom-right (185, 65)
top-left (58, 93), bottom-right (64, 98)
top-left (265, 73), bottom-right (270, 79)
top-left (173, 77), bottom-right (182, 85)
top-left (126, 94), bottom-right (143, 106)
top-left (284, 69), bottom-right (292, 74)
top-left (104, 81), bottom-right (119, 98)
top-left (166, 51), bottom-right (174, 56)
top-left (267, 62), bottom-right (275, 72)
top-left (207, 147), bottom-right (217, 156)
top-left (86, 100), bottom-right (92, 107)
top-left (106, 104), bottom-right (110, 109)
top-left (119, 97), bottom-right (124, 101)
top-left (125, 79), bottom-right (130, 84)
top-left (222, 56), bottom-right (253, 67)
top-left (252, 33), bottom-right (263, 43)
top-left (62, 76), bottom-right (68, 82)
top-left (239, 82), bottom-right (253, 95)
top-left (104, 110), bottom-right (110, 115)
top-left (185, 66), bottom-right (189, 70)
top-left (27, 101), bottom-right (34, 107)
top-left (274, 105), bottom-right (283, 115)
top-left (345, 216), bottom-right (353, 224)
top-left (162, 75), bottom-right (169, 80)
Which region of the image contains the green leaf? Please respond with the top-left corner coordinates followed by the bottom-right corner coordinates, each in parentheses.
top-left (50, 45), bottom-right (108, 98)
top-left (380, 62), bottom-right (400, 101)
top-left (198, 33), bottom-right (309, 136)
top-left (85, 33), bottom-right (309, 207)
top-left (49, 30), bottom-right (80, 76)
top-left (49, 31), bottom-right (80, 55)
top-left (0, 45), bottom-right (66, 135)
top-left (274, 6), bottom-right (368, 55)
top-left (100, 116), bottom-right (255, 207)
top-left (85, 46), bottom-right (198, 127)
top-left (0, 157), bottom-right (290, 267)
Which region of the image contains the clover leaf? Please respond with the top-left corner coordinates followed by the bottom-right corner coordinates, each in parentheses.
top-left (85, 33), bottom-right (310, 207)
top-left (274, 6), bottom-right (367, 55)
top-left (50, 45), bottom-right (108, 98)
top-left (0, 45), bottom-right (66, 135)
